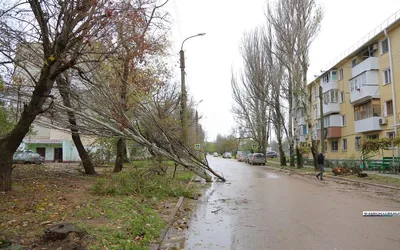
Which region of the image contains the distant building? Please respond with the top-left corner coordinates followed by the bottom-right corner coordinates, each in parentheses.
top-left (19, 124), bottom-right (95, 162)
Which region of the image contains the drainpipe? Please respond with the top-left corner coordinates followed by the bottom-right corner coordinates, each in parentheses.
top-left (384, 29), bottom-right (398, 157)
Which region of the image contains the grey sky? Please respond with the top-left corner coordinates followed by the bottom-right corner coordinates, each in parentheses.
top-left (166, 0), bottom-right (400, 142)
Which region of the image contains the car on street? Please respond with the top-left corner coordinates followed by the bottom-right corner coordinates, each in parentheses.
top-left (213, 152), bottom-right (219, 157)
top-left (266, 151), bottom-right (278, 158)
top-left (248, 153), bottom-right (266, 165)
top-left (13, 150), bottom-right (45, 164)
top-left (223, 152), bottom-right (232, 159)
top-left (238, 151), bottom-right (250, 162)
top-left (237, 154), bottom-right (246, 162)
top-left (244, 153), bottom-right (253, 163)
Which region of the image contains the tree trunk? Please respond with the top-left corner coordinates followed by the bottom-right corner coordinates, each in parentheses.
top-left (57, 77), bottom-right (96, 175)
top-left (0, 72), bottom-right (55, 191)
top-left (71, 134), bottom-right (96, 174)
top-left (114, 138), bottom-right (125, 172)
top-left (0, 147), bottom-right (13, 191)
top-left (311, 142), bottom-right (318, 170)
top-left (296, 146), bottom-right (303, 168)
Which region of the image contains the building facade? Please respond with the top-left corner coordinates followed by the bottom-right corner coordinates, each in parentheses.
top-left (307, 12), bottom-right (400, 160)
top-left (18, 124), bottom-right (95, 163)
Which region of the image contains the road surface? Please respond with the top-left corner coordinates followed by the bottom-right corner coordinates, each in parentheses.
top-left (184, 156), bottom-right (400, 250)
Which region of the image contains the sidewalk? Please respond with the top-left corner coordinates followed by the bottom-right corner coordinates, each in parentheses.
top-left (267, 160), bottom-right (400, 179)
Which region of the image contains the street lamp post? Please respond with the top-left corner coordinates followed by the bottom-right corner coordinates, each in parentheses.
top-left (180, 33), bottom-right (206, 145)
top-left (195, 100), bottom-right (203, 144)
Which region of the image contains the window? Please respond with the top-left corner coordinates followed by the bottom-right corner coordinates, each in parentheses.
top-left (331, 70), bottom-right (337, 81)
top-left (352, 59), bottom-right (357, 67)
top-left (381, 39), bottom-right (389, 54)
top-left (324, 141), bottom-right (328, 151)
top-left (342, 139), bottom-right (347, 151)
top-left (385, 100), bottom-right (393, 116)
top-left (367, 134), bottom-right (379, 140)
top-left (355, 136), bottom-right (361, 151)
top-left (383, 68), bottom-right (391, 84)
top-left (350, 72), bottom-right (367, 92)
top-left (313, 104), bottom-right (318, 118)
top-left (340, 91), bottom-right (344, 103)
top-left (339, 68), bottom-right (343, 80)
top-left (302, 125), bottom-right (307, 135)
top-left (387, 132), bottom-right (395, 138)
top-left (322, 73), bottom-right (330, 84)
top-left (330, 90), bottom-right (338, 103)
top-left (313, 86), bottom-right (316, 100)
top-left (323, 92), bottom-right (329, 104)
top-left (342, 115), bottom-right (346, 126)
top-left (354, 99), bottom-right (381, 121)
top-left (331, 140), bottom-right (338, 152)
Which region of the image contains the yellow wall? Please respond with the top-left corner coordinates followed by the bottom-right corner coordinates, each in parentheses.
top-left (307, 20), bottom-right (400, 160)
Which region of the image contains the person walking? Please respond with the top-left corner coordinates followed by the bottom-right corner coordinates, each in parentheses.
top-left (316, 151), bottom-right (325, 181)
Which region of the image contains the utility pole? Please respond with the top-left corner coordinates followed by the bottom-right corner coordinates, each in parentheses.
top-left (195, 110), bottom-right (199, 143)
top-left (319, 85), bottom-right (324, 152)
top-left (179, 33), bottom-right (205, 145)
top-left (179, 49), bottom-right (188, 145)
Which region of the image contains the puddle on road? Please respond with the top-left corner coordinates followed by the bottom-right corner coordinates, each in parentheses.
top-left (253, 172), bottom-right (280, 179)
top-left (183, 183), bottom-right (237, 250)
top-left (266, 172), bottom-right (280, 179)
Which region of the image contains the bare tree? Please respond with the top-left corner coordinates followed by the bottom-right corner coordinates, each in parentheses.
top-left (56, 74), bottom-right (96, 174)
top-left (40, 70), bottom-right (225, 181)
top-left (0, 0), bottom-right (112, 191)
top-left (232, 28), bottom-right (271, 155)
top-left (267, 0), bottom-right (322, 168)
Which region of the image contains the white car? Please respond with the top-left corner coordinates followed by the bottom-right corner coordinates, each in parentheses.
top-left (223, 152), bottom-right (232, 159)
top-left (13, 150), bottom-right (45, 164)
top-left (213, 152), bottom-right (219, 157)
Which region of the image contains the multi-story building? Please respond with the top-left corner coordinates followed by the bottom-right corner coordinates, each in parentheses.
top-left (307, 10), bottom-right (400, 160)
top-left (12, 43), bottom-right (96, 162)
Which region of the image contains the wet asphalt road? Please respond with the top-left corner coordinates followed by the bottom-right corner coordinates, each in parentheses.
top-left (184, 156), bottom-right (400, 250)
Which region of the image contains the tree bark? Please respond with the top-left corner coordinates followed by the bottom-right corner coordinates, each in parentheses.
top-left (0, 147), bottom-right (13, 191)
top-left (311, 140), bottom-right (318, 171)
top-left (57, 77), bottom-right (96, 175)
top-left (114, 138), bottom-right (125, 172)
top-left (0, 63), bottom-right (57, 191)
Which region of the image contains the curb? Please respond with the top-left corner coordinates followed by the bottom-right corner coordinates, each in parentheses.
top-left (265, 165), bottom-right (400, 191)
top-left (151, 175), bottom-right (196, 250)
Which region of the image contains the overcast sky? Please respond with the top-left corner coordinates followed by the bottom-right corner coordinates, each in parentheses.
top-left (165, 0), bottom-right (400, 142)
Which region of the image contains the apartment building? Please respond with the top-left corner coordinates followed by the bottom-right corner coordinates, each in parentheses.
top-left (12, 44), bottom-right (95, 162)
top-left (306, 11), bottom-right (400, 160)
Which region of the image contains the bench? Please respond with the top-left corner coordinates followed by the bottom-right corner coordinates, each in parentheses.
top-left (366, 160), bottom-right (390, 173)
top-left (383, 157), bottom-right (400, 174)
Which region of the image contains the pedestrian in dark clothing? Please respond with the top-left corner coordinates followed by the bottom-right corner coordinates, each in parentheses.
top-left (316, 151), bottom-right (325, 180)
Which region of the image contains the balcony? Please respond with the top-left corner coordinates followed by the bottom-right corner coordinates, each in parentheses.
top-left (299, 135), bottom-right (307, 142)
top-left (298, 116), bottom-right (306, 125)
top-left (352, 57), bottom-right (379, 78)
top-left (355, 117), bottom-right (383, 133)
top-left (350, 71), bottom-right (380, 104)
top-left (317, 127), bottom-right (341, 139)
top-left (350, 85), bottom-right (380, 104)
top-left (323, 102), bottom-right (340, 115)
top-left (321, 80), bottom-right (338, 94)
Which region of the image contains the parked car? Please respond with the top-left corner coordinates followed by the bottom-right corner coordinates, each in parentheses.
top-left (13, 150), bottom-right (45, 164)
top-left (237, 154), bottom-right (246, 162)
top-left (266, 151), bottom-right (278, 158)
top-left (213, 152), bottom-right (219, 157)
top-left (245, 153), bottom-right (253, 163)
top-left (249, 153), bottom-right (266, 165)
top-left (222, 152), bottom-right (232, 159)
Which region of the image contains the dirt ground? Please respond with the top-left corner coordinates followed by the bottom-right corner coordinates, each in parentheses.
top-left (0, 163), bottom-right (179, 249)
